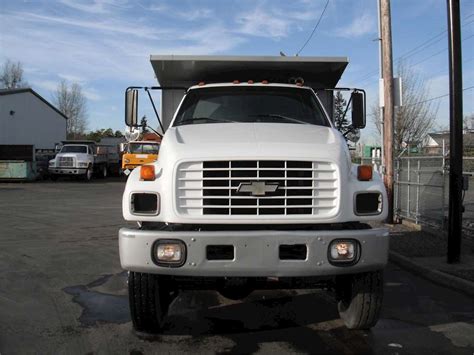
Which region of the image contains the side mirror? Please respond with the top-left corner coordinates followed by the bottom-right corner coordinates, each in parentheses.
top-left (125, 89), bottom-right (139, 127)
top-left (351, 92), bottom-right (366, 129)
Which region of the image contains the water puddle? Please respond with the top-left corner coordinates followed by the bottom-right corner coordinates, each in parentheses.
top-left (63, 272), bottom-right (130, 326)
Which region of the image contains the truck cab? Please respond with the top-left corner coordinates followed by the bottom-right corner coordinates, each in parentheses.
top-left (119, 56), bottom-right (389, 334)
top-left (121, 141), bottom-right (160, 174)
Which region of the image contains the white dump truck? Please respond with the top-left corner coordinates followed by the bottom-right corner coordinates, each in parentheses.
top-left (48, 140), bottom-right (110, 181)
top-left (119, 56), bottom-right (389, 334)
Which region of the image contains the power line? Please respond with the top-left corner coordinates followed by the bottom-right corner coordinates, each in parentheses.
top-left (406, 33), bottom-right (474, 68)
top-left (354, 15), bottom-right (474, 84)
top-left (357, 29), bottom-right (474, 85)
top-left (296, 0), bottom-right (330, 56)
top-left (404, 85), bottom-right (474, 107)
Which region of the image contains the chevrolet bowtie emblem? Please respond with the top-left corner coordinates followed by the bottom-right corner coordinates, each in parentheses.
top-left (237, 181), bottom-right (279, 196)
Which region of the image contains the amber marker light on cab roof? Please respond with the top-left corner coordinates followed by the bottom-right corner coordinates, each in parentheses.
top-left (357, 165), bottom-right (373, 181)
top-left (140, 165), bottom-right (155, 181)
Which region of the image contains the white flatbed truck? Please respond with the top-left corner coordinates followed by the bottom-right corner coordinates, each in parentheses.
top-left (119, 56), bottom-right (389, 334)
top-left (48, 140), bottom-right (111, 181)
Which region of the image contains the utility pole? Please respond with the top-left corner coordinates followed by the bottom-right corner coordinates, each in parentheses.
top-left (447, 0), bottom-right (463, 264)
top-left (380, 0), bottom-right (395, 223)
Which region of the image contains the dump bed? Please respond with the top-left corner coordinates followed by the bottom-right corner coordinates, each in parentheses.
top-left (150, 55), bottom-right (349, 130)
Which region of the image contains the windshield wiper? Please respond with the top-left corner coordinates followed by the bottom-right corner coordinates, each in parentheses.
top-left (249, 114), bottom-right (309, 125)
top-left (177, 117), bottom-right (237, 125)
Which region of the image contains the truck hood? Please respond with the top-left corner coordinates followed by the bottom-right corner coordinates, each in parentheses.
top-left (55, 153), bottom-right (89, 160)
top-left (161, 123), bottom-right (348, 162)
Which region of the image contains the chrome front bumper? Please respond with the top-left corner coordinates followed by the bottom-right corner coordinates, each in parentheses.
top-left (119, 227), bottom-right (389, 277)
top-left (49, 167), bottom-right (87, 175)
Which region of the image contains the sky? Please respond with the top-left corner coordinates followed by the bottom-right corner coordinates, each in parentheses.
top-left (1, 0), bottom-right (473, 143)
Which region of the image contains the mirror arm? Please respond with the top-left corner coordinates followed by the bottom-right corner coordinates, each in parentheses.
top-left (143, 122), bottom-right (163, 139)
top-left (342, 125), bottom-right (355, 138)
top-left (145, 87), bottom-right (165, 134)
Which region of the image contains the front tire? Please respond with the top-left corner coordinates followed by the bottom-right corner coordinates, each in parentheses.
top-left (83, 165), bottom-right (93, 182)
top-left (336, 270), bottom-right (384, 330)
top-left (128, 272), bottom-right (171, 334)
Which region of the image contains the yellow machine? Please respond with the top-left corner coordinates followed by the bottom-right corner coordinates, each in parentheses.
top-left (121, 141), bottom-right (160, 174)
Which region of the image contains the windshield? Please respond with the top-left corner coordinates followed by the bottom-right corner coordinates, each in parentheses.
top-left (60, 145), bottom-right (88, 153)
top-left (128, 143), bottom-right (160, 154)
top-left (173, 86), bottom-right (329, 127)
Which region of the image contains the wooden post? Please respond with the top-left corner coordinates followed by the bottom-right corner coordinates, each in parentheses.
top-left (381, 0), bottom-right (395, 223)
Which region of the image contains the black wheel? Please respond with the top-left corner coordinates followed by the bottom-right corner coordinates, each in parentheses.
top-left (83, 165), bottom-right (93, 182)
top-left (128, 272), bottom-right (171, 334)
top-left (98, 164), bottom-right (107, 179)
top-left (50, 174), bottom-right (58, 181)
top-left (336, 270), bottom-right (384, 330)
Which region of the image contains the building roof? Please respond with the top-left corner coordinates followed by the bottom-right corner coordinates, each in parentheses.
top-left (425, 132), bottom-right (450, 147)
top-left (0, 88), bottom-right (68, 120)
top-left (150, 55), bottom-right (349, 88)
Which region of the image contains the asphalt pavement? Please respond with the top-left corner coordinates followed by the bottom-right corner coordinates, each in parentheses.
top-left (0, 179), bottom-right (473, 354)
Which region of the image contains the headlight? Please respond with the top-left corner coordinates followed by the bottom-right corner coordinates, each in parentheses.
top-left (49, 160), bottom-right (55, 167)
top-left (152, 240), bottom-right (186, 267)
top-left (328, 239), bottom-right (359, 266)
top-left (124, 159), bottom-right (130, 163)
top-left (78, 162), bottom-right (88, 167)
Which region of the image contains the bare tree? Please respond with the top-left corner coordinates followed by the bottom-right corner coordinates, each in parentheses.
top-left (371, 62), bottom-right (438, 152)
top-left (53, 80), bottom-right (88, 139)
top-left (0, 59), bottom-right (28, 89)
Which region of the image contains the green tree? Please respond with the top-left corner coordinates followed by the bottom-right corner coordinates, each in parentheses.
top-left (141, 116), bottom-right (149, 134)
top-left (334, 91), bottom-right (351, 138)
top-left (114, 130), bottom-right (124, 137)
top-left (103, 128), bottom-right (114, 137)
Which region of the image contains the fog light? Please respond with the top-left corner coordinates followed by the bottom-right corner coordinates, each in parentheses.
top-left (328, 240), bottom-right (359, 265)
top-left (153, 240), bottom-right (186, 267)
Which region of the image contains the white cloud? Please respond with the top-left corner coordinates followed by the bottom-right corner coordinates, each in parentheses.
top-left (58, 73), bottom-right (86, 84)
top-left (32, 79), bottom-right (59, 92)
top-left (235, 7), bottom-right (291, 38)
top-left (13, 11), bottom-right (166, 40)
top-left (83, 88), bottom-right (101, 101)
top-left (59, 0), bottom-right (129, 14)
top-left (335, 12), bottom-right (376, 38)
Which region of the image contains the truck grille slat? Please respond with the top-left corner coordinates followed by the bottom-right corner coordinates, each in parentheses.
top-left (59, 157), bottom-right (75, 167)
top-left (177, 160), bottom-right (339, 217)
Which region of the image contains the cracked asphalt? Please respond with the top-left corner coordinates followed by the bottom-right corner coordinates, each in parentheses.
top-left (0, 179), bottom-right (473, 354)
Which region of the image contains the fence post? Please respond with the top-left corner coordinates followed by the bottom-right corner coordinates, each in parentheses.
top-left (416, 159), bottom-right (420, 224)
top-left (395, 158), bottom-right (400, 221)
top-left (442, 144), bottom-right (447, 230)
top-left (407, 158), bottom-right (411, 219)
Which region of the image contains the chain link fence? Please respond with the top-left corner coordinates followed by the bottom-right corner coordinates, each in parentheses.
top-left (360, 152), bottom-right (474, 233)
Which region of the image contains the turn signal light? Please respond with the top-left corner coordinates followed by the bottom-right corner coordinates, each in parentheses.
top-left (357, 165), bottom-right (373, 181)
top-left (140, 165), bottom-right (155, 181)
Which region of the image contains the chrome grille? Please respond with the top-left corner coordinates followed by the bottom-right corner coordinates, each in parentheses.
top-left (176, 160), bottom-right (339, 217)
top-left (59, 156), bottom-right (74, 167)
